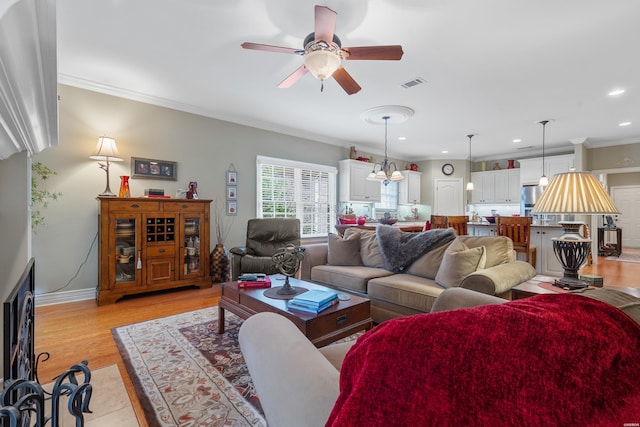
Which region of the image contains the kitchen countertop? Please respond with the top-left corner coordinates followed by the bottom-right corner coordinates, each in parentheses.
top-left (468, 222), bottom-right (562, 228)
top-left (335, 221), bottom-right (425, 235)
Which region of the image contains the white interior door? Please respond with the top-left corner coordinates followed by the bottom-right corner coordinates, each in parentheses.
top-left (434, 178), bottom-right (464, 216)
top-left (611, 185), bottom-right (640, 248)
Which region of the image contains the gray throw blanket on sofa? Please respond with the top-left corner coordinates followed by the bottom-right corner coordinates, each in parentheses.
top-left (376, 226), bottom-right (456, 273)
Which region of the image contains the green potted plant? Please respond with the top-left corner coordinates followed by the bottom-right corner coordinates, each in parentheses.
top-left (31, 161), bottom-right (61, 230)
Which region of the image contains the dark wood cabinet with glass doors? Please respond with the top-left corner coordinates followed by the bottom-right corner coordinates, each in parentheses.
top-left (97, 197), bottom-right (211, 305)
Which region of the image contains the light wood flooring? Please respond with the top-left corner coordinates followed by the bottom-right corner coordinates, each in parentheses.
top-left (34, 249), bottom-right (640, 426)
top-left (35, 285), bottom-right (222, 427)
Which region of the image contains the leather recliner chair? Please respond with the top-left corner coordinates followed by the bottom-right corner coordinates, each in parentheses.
top-left (229, 218), bottom-right (301, 280)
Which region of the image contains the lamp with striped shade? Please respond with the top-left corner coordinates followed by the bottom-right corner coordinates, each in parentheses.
top-left (532, 171), bottom-right (620, 289)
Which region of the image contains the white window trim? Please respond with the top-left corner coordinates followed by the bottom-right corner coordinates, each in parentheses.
top-left (256, 156), bottom-right (337, 174)
top-left (256, 155), bottom-right (337, 239)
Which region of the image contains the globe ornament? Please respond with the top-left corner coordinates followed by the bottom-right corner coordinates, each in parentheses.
top-left (271, 244), bottom-right (305, 295)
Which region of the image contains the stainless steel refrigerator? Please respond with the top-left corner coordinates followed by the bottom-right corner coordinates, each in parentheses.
top-left (521, 184), bottom-right (573, 224)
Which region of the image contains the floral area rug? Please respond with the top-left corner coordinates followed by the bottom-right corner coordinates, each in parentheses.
top-left (112, 307), bottom-right (266, 427)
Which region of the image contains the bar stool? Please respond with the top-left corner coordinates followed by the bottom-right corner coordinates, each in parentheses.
top-left (430, 215), bottom-right (448, 229)
top-left (495, 216), bottom-right (537, 267)
top-left (447, 215), bottom-right (469, 235)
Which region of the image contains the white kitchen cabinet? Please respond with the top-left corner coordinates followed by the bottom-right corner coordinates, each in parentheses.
top-left (398, 170), bottom-right (422, 204)
top-left (471, 172), bottom-right (494, 203)
top-left (493, 169), bottom-right (520, 202)
top-left (338, 159), bottom-right (381, 202)
top-left (519, 154), bottom-right (574, 185)
top-left (531, 226), bottom-right (564, 276)
top-left (470, 169), bottom-right (519, 203)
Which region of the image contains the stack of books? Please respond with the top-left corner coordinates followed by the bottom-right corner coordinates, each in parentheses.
top-left (288, 289), bottom-right (338, 314)
top-left (238, 273), bottom-right (271, 289)
top-left (144, 188), bottom-right (164, 197)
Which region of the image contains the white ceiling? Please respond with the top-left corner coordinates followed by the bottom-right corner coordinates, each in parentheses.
top-left (56, 0), bottom-right (640, 162)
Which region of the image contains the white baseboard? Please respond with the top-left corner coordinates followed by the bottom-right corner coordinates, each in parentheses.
top-left (35, 288), bottom-right (96, 307)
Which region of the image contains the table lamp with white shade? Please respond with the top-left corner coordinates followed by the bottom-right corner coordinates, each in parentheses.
top-left (532, 171), bottom-right (620, 290)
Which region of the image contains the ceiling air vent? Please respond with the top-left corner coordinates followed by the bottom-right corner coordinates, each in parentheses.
top-left (401, 77), bottom-right (426, 88)
top-left (517, 146), bottom-right (535, 150)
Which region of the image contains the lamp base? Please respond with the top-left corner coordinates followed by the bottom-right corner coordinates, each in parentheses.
top-left (553, 277), bottom-right (589, 291)
top-left (552, 221), bottom-right (591, 291)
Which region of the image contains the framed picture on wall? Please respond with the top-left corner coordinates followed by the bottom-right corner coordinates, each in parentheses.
top-left (227, 186), bottom-right (237, 200)
top-left (131, 157), bottom-right (177, 180)
top-left (226, 171), bottom-right (237, 185)
top-left (226, 201), bottom-right (237, 216)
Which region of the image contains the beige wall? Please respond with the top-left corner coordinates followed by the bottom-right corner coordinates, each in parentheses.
top-left (588, 143), bottom-right (640, 170)
top-left (607, 172), bottom-right (640, 187)
top-left (30, 85), bottom-right (348, 294)
top-left (0, 150), bottom-right (30, 300)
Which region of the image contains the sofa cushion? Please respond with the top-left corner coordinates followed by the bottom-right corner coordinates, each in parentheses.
top-left (458, 235), bottom-right (514, 267)
top-left (345, 229), bottom-right (385, 268)
top-left (311, 265), bottom-right (393, 293)
top-left (405, 242), bottom-right (451, 280)
top-left (435, 238), bottom-right (487, 288)
top-left (367, 274), bottom-right (445, 313)
top-left (327, 233), bottom-right (363, 266)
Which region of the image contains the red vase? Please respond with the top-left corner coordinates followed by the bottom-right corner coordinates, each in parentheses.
top-left (118, 176), bottom-right (130, 198)
top-left (507, 160), bottom-right (515, 169)
top-left (357, 216), bottom-right (366, 226)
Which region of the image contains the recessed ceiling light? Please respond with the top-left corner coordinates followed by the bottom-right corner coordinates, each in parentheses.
top-left (609, 89), bottom-right (625, 96)
top-left (619, 121), bottom-right (632, 126)
top-left (512, 139), bottom-right (522, 143)
top-left (441, 150), bottom-right (448, 154)
top-left (398, 136), bottom-right (406, 141)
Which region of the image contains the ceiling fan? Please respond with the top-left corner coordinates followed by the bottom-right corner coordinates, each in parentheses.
top-left (241, 5), bottom-right (404, 95)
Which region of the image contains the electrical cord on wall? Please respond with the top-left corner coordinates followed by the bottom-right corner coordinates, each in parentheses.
top-left (35, 231), bottom-right (98, 296)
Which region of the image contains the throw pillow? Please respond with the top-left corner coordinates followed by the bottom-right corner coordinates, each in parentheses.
top-left (406, 243), bottom-right (451, 280)
top-left (435, 238), bottom-right (487, 288)
top-left (327, 233), bottom-right (363, 266)
top-left (352, 229), bottom-right (385, 268)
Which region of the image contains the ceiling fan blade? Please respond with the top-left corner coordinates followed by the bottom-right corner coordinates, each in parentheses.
top-left (314, 5), bottom-right (337, 43)
top-left (332, 66), bottom-right (361, 95)
top-left (278, 65), bottom-right (309, 88)
top-left (343, 45), bottom-right (404, 60)
top-left (241, 42), bottom-right (301, 55)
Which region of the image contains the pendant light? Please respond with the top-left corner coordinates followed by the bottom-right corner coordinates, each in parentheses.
top-left (466, 134), bottom-right (474, 191)
top-left (539, 120), bottom-right (549, 186)
top-left (366, 116), bottom-right (404, 185)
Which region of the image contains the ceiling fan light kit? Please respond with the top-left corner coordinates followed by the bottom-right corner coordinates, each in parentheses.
top-left (304, 48), bottom-right (341, 81)
top-left (242, 5), bottom-right (403, 95)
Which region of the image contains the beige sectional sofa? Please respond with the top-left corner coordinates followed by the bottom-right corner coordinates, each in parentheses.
top-left (300, 227), bottom-right (537, 323)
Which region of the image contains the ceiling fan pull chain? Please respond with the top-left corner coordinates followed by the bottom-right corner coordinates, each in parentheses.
top-left (321, 81), bottom-right (324, 92)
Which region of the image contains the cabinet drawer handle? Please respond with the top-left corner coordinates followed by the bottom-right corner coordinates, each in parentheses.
top-left (336, 314), bottom-right (347, 325)
top-left (158, 248), bottom-right (165, 253)
top-left (131, 204), bottom-right (140, 208)
top-left (182, 204), bottom-right (189, 209)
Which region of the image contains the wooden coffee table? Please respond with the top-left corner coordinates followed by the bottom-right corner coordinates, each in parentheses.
top-left (218, 276), bottom-right (373, 347)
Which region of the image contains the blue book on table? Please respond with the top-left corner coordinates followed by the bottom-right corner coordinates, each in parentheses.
top-left (288, 298), bottom-right (338, 313)
top-left (292, 289), bottom-right (338, 307)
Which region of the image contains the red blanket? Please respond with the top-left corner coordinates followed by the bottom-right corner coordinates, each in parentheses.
top-left (326, 294), bottom-right (640, 426)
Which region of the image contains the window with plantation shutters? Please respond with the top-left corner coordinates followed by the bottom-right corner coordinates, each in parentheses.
top-left (257, 156), bottom-right (337, 238)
